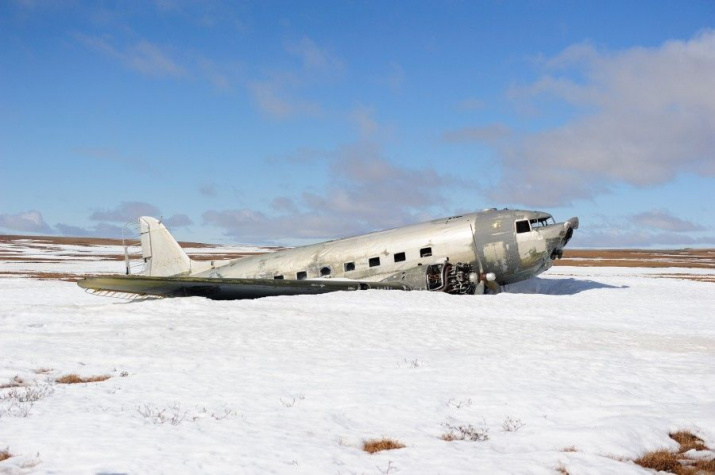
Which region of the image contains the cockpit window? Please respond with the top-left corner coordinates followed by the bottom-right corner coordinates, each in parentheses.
top-left (529, 216), bottom-right (555, 228)
top-left (516, 220), bottom-right (531, 233)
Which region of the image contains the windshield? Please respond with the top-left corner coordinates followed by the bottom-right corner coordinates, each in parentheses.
top-left (529, 216), bottom-right (555, 228)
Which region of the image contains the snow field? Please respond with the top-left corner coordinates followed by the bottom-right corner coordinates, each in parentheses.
top-left (0, 260), bottom-right (714, 473)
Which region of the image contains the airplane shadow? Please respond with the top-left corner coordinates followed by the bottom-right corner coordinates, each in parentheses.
top-left (503, 277), bottom-right (627, 296)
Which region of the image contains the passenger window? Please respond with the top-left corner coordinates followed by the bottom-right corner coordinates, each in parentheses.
top-left (394, 252), bottom-right (406, 262)
top-left (296, 271), bottom-right (307, 280)
top-left (274, 275), bottom-right (284, 280)
top-left (516, 220), bottom-right (531, 234)
top-left (320, 266), bottom-right (331, 277)
top-left (344, 262), bottom-right (355, 272)
top-left (420, 247), bottom-right (432, 258)
top-left (369, 257), bottom-right (381, 267)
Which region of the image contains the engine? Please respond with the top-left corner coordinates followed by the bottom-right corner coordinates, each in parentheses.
top-left (425, 262), bottom-right (476, 295)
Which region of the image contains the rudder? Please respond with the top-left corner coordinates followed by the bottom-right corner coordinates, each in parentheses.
top-left (139, 216), bottom-right (191, 276)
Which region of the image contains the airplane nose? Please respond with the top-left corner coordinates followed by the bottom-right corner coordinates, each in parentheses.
top-left (547, 217), bottom-right (578, 260)
top-left (562, 217), bottom-right (578, 247)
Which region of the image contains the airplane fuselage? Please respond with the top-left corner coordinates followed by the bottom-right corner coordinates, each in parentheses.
top-left (79, 208), bottom-right (578, 299)
top-left (194, 209), bottom-right (578, 292)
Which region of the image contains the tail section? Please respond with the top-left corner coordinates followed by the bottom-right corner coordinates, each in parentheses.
top-left (139, 217), bottom-right (191, 276)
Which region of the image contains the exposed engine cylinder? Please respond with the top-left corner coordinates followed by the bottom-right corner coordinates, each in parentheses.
top-left (425, 262), bottom-right (476, 295)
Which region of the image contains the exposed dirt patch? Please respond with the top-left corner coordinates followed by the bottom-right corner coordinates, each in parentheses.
top-left (0, 234), bottom-right (212, 248)
top-left (556, 249), bottom-right (715, 269)
top-left (0, 271), bottom-right (84, 282)
top-left (653, 274), bottom-right (715, 283)
top-left (0, 234), bottom-right (277, 264)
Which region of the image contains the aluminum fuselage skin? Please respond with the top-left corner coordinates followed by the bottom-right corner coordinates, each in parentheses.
top-left (193, 209), bottom-right (577, 290)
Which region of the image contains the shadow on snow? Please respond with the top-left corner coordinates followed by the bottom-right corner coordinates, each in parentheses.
top-left (504, 277), bottom-right (627, 295)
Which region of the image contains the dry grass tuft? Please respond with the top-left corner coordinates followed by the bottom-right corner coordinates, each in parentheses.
top-left (0, 375), bottom-right (24, 389)
top-left (634, 450), bottom-right (681, 472)
top-left (362, 438), bottom-right (405, 454)
top-left (55, 374), bottom-right (111, 384)
top-left (555, 462), bottom-right (570, 475)
top-left (634, 431), bottom-right (714, 475)
top-left (691, 459), bottom-right (715, 473)
top-left (669, 431), bottom-right (707, 453)
top-left (561, 446), bottom-right (578, 452)
top-left (0, 448), bottom-right (11, 461)
top-left (440, 422), bottom-right (490, 442)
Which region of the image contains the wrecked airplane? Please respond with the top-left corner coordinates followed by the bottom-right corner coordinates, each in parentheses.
top-left (78, 209), bottom-right (578, 300)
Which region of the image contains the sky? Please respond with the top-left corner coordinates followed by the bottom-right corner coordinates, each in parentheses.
top-left (1, 0), bottom-right (714, 247)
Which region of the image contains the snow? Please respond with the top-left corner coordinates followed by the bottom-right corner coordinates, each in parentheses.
top-left (1, 243), bottom-right (714, 474)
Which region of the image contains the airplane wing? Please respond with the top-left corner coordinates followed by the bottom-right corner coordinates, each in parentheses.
top-left (77, 275), bottom-right (411, 300)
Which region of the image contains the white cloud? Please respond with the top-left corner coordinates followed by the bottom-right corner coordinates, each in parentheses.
top-left (573, 209), bottom-right (712, 248)
top-left (490, 30), bottom-right (715, 206)
top-left (203, 143), bottom-right (469, 243)
top-left (73, 147), bottom-right (156, 174)
top-left (0, 210), bottom-right (53, 234)
top-left (442, 124), bottom-right (511, 143)
top-left (270, 197), bottom-right (298, 213)
top-left (56, 204), bottom-right (189, 237)
top-left (247, 36), bottom-right (342, 119)
top-left (76, 34), bottom-right (185, 78)
top-left (90, 201), bottom-right (161, 222)
top-left (385, 61), bottom-right (405, 92)
top-left (350, 106), bottom-right (379, 139)
top-left (163, 214), bottom-right (193, 228)
top-left (199, 183), bottom-right (217, 197)
top-left (55, 222), bottom-right (125, 238)
top-left (196, 57), bottom-right (232, 91)
top-left (247, 80), bottom-right (321, 119)
top-left (285, 36), bottom-right (344, 73)
top-left (576, 230), bottom-right (715, 248)
top-left (456, 97), bottom-right (485, 111)
top-left (631, 210), bottom-right (704, 232)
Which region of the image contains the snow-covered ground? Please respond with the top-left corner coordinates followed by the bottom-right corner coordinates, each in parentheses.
top-left (1, 243), bottom-right (714, 474)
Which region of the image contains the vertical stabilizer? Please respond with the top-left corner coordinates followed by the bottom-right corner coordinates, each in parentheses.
top-left (139, 216), bottom-right (191, 276)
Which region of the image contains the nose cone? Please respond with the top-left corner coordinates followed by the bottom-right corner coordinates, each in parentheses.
top-left (540, 217), bottom-right (578, 260)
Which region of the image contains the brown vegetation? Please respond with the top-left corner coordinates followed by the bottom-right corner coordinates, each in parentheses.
top-left (635, 450), bottom-right (681, 472)
top-left (363, 438), bottom-right (406, 454)
top-left (0, 448), bottom-right (11, 461)
top-left (555, 462), bottom-right (570, 475)
top-left (0, 235), bottom-right (277, 276)
top-left (556, 249), bottom-right (715, 270)
top-left (633, 430), bottom-right (715, 474)
top-left (0, 375), bottom-right (24, 389)
top-left (670, 431), bottom-right (708, 453)
top-left (0, 271), bottom-right (83, 282)
top-left (55, 374), bottom-right (111, 384)
top-left (0, 234), bottom-right (211, 248)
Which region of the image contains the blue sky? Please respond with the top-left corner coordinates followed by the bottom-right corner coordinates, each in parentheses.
top-left (1, 0), bottom-right (714, 247)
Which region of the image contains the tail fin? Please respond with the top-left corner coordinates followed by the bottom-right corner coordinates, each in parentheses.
top-left (139, 216), bottom-right (191, 276)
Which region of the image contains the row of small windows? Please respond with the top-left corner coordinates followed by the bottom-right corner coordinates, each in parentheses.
top-left (281, 247), bottom-right (433, 280)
